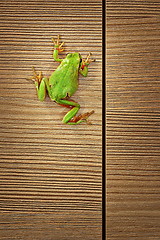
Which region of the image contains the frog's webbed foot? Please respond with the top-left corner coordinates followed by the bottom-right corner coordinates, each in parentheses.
top-left (52, 34), bottom-right (64, 52)
top-left (82, 52), bottom-right (95, 66)
top-left (71, 110), bottom-right (95, 125)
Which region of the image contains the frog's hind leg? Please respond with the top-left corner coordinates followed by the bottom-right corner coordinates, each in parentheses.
top-left (57, 99), bottom-right (94, 125)
top-left (31, 67), bottom-right (49, 101)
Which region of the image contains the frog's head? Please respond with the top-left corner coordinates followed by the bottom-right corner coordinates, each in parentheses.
top-left (66, 52), bottom-right (82, 66)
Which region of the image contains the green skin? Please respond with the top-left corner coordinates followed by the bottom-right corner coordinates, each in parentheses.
top-left (33, 41), bottom-right (94, 125)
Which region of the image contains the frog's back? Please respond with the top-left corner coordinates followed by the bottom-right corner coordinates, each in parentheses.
top-left (49, 56), bottom-right (79, 100)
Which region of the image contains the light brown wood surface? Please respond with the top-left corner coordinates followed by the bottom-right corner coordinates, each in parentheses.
top-left (107, 1), bottom-right (160, 240)
top-left (0, 0), bottom-right (102, 239)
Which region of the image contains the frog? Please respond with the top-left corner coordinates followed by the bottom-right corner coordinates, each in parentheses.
top-left (30, 35), bottom-right (95, 125)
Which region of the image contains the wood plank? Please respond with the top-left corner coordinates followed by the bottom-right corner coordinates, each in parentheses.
top-left (0, 0), bottom-right (102, 239)
top-left (107, 1), bottom-right (160, 239)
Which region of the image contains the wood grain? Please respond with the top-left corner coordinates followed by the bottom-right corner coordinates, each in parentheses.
top-left (0, 0), bottom-right (102, 239)
top-left (107, 1), bottom-right (160, 240)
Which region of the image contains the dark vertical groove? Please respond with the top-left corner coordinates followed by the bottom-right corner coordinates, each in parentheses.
top-left (102, 0), bottom-right (106, 239)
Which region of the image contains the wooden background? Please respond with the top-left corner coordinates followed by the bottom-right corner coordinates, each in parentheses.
top-left (1, 0), bottom-right (160, 239)
top-left (0, 0), bottom-right (102, 240)
top-left (107, 1), bottom-right (160, 239)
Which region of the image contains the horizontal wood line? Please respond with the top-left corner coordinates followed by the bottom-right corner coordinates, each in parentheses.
top-left (107, 12), bottom-right (159, 15)
top-left (107, 182), bottom-right (160, 187)
top-left (107, 31), bottom-right (160, 36)
top-left (107, 144), bottom-right (159, 148)
top-left (0, 152), bottom-right (101, 157)
top-left (0, 19), bottom-right (102, 23)
top-left (107, 17), bottom-right (159, 21)
top-left (1, 215), bottom-right (98, 221)
top-left (107, 43), bottom-right (159, 50)
top-left (0, 188), bottom-right (101, 193)
top-left (107, 149), bottom-right (159, 152)
top-left (107, 125), bottom-right (159, 129)
top-left (107, 179), bottom-right (160, 183)
top-left (107, 118), bottom-right (159, 122)
top-left (107, 167), bottom-right (160, 172)
top-left (0, 204), bottom-right (101, 211)
top-left (107, 19), bottom-right (160, 25)
top-left (0, 138), bottom-right (102, 144)
top-left (0, 127), bottom-right (101, 133)
top-left (0, 31), bottom-right (101, 35)
top-left (107, 111), bottom-right (160, 115)
top-left (107, 117), bottom-right (160, 121)
top-left (0, 6), bottom-right (101, 10)
top-left (0, 20), bottom-right (101, 24)
top-left (107, 6), bottom-right (159, 10)
top-left (0, 1), bottom-right (100, 5)
top-left (107, 150), bottom-right (160, 153)
top-left (0, 38), bottom-right (101, 41)
top-left (0, 177), bottom-right (101, 183)
top-left (107, 131), bottom-right (159, 134)
top-left (0, 128), bottom-right (101, 135)
top-left (107, 92), bottom-right (159, 96)
top-left (0, 219), bottom-right (101, 226)
top-left (107, 140), bottom-right (159, 144)
top-left (107, 162), bottom-right (159, 166)
top-left (107, 0), bottom-right (159, 4)
top-left (0, 156), bottom-right (101, 161)
top-left (0, 208), bottom-right (101, 213)
top-left (0, 27), bottom-right (101, 31)
top-left (108, 5), bottom-right (159, 9)
top-left (0, 204), bottom-right (101, 208)
top-left (0, 153), bottom-right (101, 158)
top-left (0, 142), bottom-right (99, 147)
top-left (0, 179), bottom-right (102, 184)
top-left (107, 191), bottom-right (160, 195)
top-left (107, 155), bottom-right (159, 158)
top-left (0, 171), bottom-right (101, 176)
top-left (2, 202), bottom-right (97, 209)
top-left (0, 142), bottom-right (101, 147)
top-left (0, 182), bottom-right (102, 188)
top-left (107, 174), bottom-right (160, 178)
top-left (107, 4), bottom-right (159, 8)
top-left (1, 13), bottom-right (102, 17)
top-left (0, 194), bottom-right (101, 199)
top-left (0, 179), bottom-right (101, 184)
top-left (107, 161), bottom-right (159, 165)
top-left (1, 1), bottom-right (100, 4)
top-left (107, 53), bottom-right (159, 58)
top-left (0, 161), bottom-right (101, 167)
top-left (107, 12), bottom-right (159, 17)
top-left (0, 169), bottom-right (101, 175)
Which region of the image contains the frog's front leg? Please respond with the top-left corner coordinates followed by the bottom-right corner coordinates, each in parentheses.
top-left (79, 52), bottom-right (95, 77)
top-left (52, 35), bottom-right (64, 62)
top-left (56, 99), bottom-right (94, 125)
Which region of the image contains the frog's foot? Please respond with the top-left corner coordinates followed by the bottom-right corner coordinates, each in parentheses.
top-left (82, 52), bottom-right (95, 66)
top-left (31, 66), bottom-right (43, 86)
top-left (52, 34), bottom-right (64, 52)
top-left (71, 110), bottom-right (95, 124)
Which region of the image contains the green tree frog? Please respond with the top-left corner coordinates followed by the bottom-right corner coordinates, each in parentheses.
top-left (31, 35), bottom-right (95, 125)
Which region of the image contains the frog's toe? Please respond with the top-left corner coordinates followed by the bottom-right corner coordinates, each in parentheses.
top-left (31, 67), bottom-right (43, 85)
top-left (77, 110), bottom-right (95, 124)
top-left (82, 110), bottom-right (94, 120)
